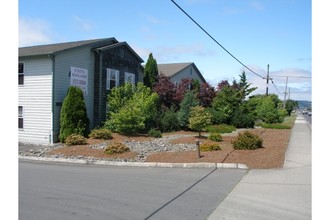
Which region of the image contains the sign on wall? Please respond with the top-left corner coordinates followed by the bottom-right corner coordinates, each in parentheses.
top-left (70, 67), bottom-right (88, 95)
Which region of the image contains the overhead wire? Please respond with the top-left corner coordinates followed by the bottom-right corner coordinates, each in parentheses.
top-left (170, 0), bottom-right (265, 79)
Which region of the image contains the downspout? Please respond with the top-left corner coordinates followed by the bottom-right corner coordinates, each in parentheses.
top-left (97, 50), bottom-right (103, 126)
top-left (50, 54), bottom-right (55, 144)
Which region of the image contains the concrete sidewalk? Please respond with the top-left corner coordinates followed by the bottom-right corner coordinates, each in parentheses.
top-left (207, 115), bottom-right (312, 220)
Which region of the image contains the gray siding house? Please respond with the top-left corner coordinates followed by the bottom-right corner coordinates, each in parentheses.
top-left (157, 62), bottom-right (206, 84)
top-left (19, 38), bottom-right (144, 144)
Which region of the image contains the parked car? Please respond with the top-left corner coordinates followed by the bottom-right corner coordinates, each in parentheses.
top-left (308, 111), bottom-right (312, 116)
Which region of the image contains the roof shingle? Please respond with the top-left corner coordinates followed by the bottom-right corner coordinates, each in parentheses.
top-left (19, 38), bottom-right (117, 57)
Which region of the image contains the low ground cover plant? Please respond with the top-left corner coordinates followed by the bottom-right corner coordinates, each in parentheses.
top-left (206, 124), bottom-right (236, 134)
top-left (200, 142), bottom-right (222, 152)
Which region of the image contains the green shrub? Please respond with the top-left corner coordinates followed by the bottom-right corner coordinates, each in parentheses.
top-left (231, 107), bottom-right (255, 128)
top-left (232, 131), bottom-right (263, 150)
top-left (208, 132), bottom-right (223, 142)
top-left (160, 107), bottom-right (180, 132)
top-left (200, 143), bottom-right (221, 152)
top-left (148, 128), bottom-right (162, 138)
top-left (59, 86), bottom-right (90, 142)
top-left (65, 134), bottom-right (87, 146)
top-left (206, 124), bottom-right (236, 134)
top-left (104, 142), bottom-right (130, 155)
top-left (89, 128), bottom-right (113, 139)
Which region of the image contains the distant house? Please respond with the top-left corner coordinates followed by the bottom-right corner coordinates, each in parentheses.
top-left (157, 62), bottom-right (206, 84)
top-left (18, 37), bottom-right (144, 144)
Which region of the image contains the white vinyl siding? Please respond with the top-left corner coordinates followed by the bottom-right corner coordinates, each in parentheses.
top-left (106, 68), bottom-right (119, 90)
top-left (125, 72), bottom-right (135, 85)
top-left (18, 57), bottom-right (53, 144)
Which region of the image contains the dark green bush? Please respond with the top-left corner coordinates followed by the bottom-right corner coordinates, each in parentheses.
top-left (160, 107), bottom-right (180, 132)
top-left (231, 108), bottom-right (255, 128)
top-left (59, 86), bottom-right (90, 142)
top-left (89, 128), bottom-right (113, 139)
top-left (148, 128), bottom-right (162, 138)
top-left (208, 132), bottom-right (223, 142)
top-left (232, 131), bottom-right (263, 150)
top-left (65, 134), bottom-right (87, 146)
top-left (200, 143), bottom-right (222, 152)
top-left (104, 142), bottom-right (130, 155)
top-left (206, 124), bottom-right (236, 134)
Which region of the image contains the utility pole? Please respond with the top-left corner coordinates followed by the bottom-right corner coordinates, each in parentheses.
top-left (283, 76), bottom-right (288, 108)
top-left (266, 64), bottom-right (269, 96)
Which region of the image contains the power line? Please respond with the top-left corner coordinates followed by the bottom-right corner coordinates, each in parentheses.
top-left (271, 76), bottom-right (311, 79)
top-left (270, 79), bottom-right (283, 96)
top-left (170, 0), bottom-right (264, 79)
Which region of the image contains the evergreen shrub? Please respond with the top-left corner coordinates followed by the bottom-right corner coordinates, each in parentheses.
top-left (208, 132), bottom-right (223, 142)
top-left (160, 107), bottom-right (180, 132)
top-left (148, 128), bottom-right (162, 138)
top-left (104, 142), bottom-right (130, 155)
top-left (59, 86), bottom-right (90, 142)
top-left (65, 134), bottom-right (87, 146)
top-left (232, 131), bottom-right (263, 150)
top-left (200, 143), bottom-right (221, 152)
top-left (89, 128), bottom-right (112, 140)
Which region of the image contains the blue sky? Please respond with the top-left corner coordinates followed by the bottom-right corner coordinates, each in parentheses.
top-left (18, 0), bottom-right (312, 101)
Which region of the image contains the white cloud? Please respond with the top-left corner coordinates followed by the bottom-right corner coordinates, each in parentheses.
top-left (242, 66), bottom-right (312, 101)
top-left (19, 17), bottom-right (53, 46)
top-left (73, 15), bottom-right (93, 32)
top-left (155, 43), bottom-right (217, 62)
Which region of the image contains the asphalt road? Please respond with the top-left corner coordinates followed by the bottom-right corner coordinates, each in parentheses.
top-left (19, 160), bottom-right (247, 220)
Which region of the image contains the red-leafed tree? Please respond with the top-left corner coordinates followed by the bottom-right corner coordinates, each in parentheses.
top-left (198, 82), bottom-right (216, 107)
top-left (216, 80), bottom-right (230, 92)
top-left (153, 74), bottom-right (175, 108)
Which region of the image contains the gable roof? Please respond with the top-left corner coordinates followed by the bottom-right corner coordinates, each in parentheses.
top-left (93, 41), bottom-right (144, 63)
top-left (19, 37), bottom-right (118, 57)
top-left (157, 62), bottom-right (206, 82)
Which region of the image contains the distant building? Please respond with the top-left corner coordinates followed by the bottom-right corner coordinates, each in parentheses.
top-left (18, 38), bottom-right (144, 144)
top-left (157, 62), bottom-right (206, 84)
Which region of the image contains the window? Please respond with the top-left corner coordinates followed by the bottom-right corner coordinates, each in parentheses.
top-left (106, 68), bottom-right (119, 90)
top-left (18, 62), bottom-right (24, 85)
top-left (18, 106), bottom-right (23, 129)
top-left (125, 72), bottom-right (135, 85)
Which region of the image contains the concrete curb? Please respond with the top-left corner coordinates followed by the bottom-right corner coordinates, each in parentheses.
top-left (19, 156), bottom-right (249, 169)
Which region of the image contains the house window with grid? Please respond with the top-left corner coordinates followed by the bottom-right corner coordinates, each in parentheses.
top-left (18, 106), bottom-right (23, 129)
top-left (125, 72), bottom-right (135, 85)
top-left (18, 62), bottom-right (24, 85)
top-left (106, 68), bottom-right (119, 90)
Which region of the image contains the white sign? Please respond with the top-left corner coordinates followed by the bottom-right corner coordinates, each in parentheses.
top-left (70, 67), bottom-right (88, 95)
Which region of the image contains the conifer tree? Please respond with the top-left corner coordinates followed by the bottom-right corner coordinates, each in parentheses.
top-left (59, 86), bottom-right (90, 142)
top-left (177, 91), bottom-right (199, 129)
top-left (143, 53), bottom-right (158, 88)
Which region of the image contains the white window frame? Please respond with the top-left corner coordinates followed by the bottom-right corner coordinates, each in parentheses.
top-left (125, 72), bottom-right (135, 85)
top-left (18, 62), bottom-right (24, 85)
top-left (18, 106), bottom-right (23, 129)
top-left (106, 68), bottom-right (119, 90)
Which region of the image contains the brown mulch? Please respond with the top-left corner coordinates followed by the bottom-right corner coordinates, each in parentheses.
top-left (47, 128), bottom-right (291, 169)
